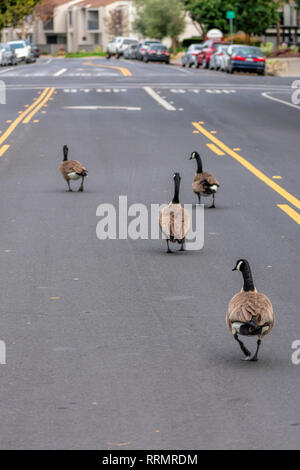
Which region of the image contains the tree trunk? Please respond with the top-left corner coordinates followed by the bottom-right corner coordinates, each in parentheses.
top-left (171, 37), bottom-right (177, 54)
top-left (276, 20), bottom-right (281, 47)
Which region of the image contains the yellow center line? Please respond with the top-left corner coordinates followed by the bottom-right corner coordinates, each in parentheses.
top-left (192, 122), bottom-right (300, 211)
top-left (278, 205), bottom-right (300, 225)
top-left (207, 143), bottom-right (225, 156)
top-left (23, 88), bottom-right (55, 124)
top-left (0, 88), bottom-right (50, 147)
top-left (0, 144), bottom-right (10, 157)
top-left (83, 60), bottom-right (132, 77)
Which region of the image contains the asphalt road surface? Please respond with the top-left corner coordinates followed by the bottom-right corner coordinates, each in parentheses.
top-left (0, 57), bottom-right (299, 450)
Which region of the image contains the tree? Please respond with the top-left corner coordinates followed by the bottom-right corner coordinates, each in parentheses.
top-left (236, 0), bottom-right (279, 39)
top-left (133, 0), bottom-right (186, 52)
top-left (185, 0), bottom-right (280, 42)
top-left (107, 6), bottom-right (129, 39)
top-left (0, 0), bottom-right (41, 29)
top-left (184, 0), bottom-right (237, 36)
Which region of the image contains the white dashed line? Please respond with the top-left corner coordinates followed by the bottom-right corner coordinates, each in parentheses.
top-left (53, 68), bottom-right (67, 77)
top-left (144, 87), bottom-right (176, 111)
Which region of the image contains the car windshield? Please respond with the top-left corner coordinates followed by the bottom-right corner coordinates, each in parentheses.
top-left (10, 43), bottom-right (24, 49)
top-left (152, 45), bottom-right (168, 51)
top-left (124, 40), bottom-right (138, 45)
top-left (234, 46), bottom-right (264, 57)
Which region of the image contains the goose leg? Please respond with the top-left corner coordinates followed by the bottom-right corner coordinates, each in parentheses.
top-left (166, 240), bottom-right (173, 253)
top-left (78, 176), bottom-right (84, 192)
top-left (197, 193), bottom-right (201, 204)
top-left (234, 333), bottom-right (251, 358)
top-left (246, 339), bottom-right (262, 362)
top-left (209, 194), bottom-right (216, 209)
top-left (179, 240), bottom-right (185, 251)
top-left (67, 180), bottom-right (72, 192)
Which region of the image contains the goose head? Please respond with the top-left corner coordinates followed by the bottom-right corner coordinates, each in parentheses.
top-left (189, 151), bottom-right (200, 160)
top-left (232, 259), bottom-right (247, 272)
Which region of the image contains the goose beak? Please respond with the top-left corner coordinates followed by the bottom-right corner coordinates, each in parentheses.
top-left (189, 156), bottom-right (192, 160)
top-left (232, 267), bottom-right (237, 271)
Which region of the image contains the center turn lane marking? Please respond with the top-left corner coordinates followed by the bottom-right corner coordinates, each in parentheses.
top-left (192, 121), bottom-right (300, 224)
top-left (83, 61), bottom-right (132, 77)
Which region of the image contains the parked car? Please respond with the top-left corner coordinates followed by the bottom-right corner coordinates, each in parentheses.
top-left (123, 44), bottom-right (138, 59)
top-left (225, 45), bottom-right (266, 75)
top-left (136, 40), bottom-right (161, 60)
top-left (106, 37), bottom-right (123, 58)
top-left (0, 43), bottom-right (18, 66)
top-left (209, 45), bottom-right (229, 70)
top-left (143, 44), bottom-right (170, 64)
top-left (181, 44), bottom-right (203, 68)
top-left (197, 40), bottom-right (229, 69)
top-left (115, 38), bottom-right (139, 58)
top-left (30, 43), bottom-right (41, 58)
top-left (8, 40), bottom-right (35, 63)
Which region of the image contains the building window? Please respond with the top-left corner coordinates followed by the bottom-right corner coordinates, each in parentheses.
top-left (43, 18), bottom-right (54, 30)
top-left (68, 11), bottom-right (73, 26)
top-left (46, 35), bottom-right (57, 44)
top-left (87, 10), bottom-right (99, 30)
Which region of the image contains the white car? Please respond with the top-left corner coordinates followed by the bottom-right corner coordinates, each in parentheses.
top-left (8, 40), bottom-right (34, 62)
top-left (107, 37), bottom-right (138, 58)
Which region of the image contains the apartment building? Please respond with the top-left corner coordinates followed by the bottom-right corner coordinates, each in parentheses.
top-left (1, 0), bottom-right (199, 54)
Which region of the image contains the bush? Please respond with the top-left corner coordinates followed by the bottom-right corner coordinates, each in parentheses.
top-left (260, 42), bottom-right (274, 57)
top-left (181, 37), bottom-right (204, 49)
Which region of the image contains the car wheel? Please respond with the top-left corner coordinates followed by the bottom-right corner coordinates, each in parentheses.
top-left (258, 70), bottom-right (265, 76)
top-left (165, 60), bottom-right (170, 65)
top-left (182, 62), bottom-right (186, 67)
top-left (203, 58), bottom-right (208, 69)
top-left (143, 56), bottom-right (149, 63)
top-left (188, 62), bottom-right (193, 68)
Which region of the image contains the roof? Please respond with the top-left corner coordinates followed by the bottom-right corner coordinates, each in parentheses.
top-left (74, 0), bottom-right (125, 8)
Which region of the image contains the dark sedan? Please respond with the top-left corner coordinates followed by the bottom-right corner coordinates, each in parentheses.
top-left (226, 45), bottom-right (266, 75)
top-left (143, 45), bottom-right (170, 64)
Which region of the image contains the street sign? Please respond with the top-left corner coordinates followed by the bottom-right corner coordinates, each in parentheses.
top-left (226, 11), bottom-right (236, 19)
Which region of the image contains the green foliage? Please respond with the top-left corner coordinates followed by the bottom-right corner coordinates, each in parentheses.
top-left (133, 0), bottom-right (185, 43)
top-left (65, 51), bottom-right (106, 58)
top-left (260, 41), bottom-right (274, 56)
top-left (184, 0), bottom-right (279, 36)
top-left (184, 0), bottom-right (236, 35)
top-left (236, 0), bottom-right (278, 36)
top-left (0, 0), bottom-right (40, 29)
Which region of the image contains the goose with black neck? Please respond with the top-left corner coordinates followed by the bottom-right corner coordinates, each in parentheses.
top-left (189, 151), bottom-right (220, 208)
top-left (226, 259), bottom-right (275, 362)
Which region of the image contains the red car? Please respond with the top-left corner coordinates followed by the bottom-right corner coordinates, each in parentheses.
top-left (197, 40), bottom-right (229, 69)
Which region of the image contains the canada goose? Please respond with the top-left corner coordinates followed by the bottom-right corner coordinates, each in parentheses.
top-left (189, 151), bottom-right (219, 208)
top-left (59, 145), bottom-right (88, 192)
top-left (159, 173), bottom-right (191, 253)
top-left (226, 259), bottom-right (274, 362)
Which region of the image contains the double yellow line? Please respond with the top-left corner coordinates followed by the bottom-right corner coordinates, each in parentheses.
top-left (192, 121), bottom-right (300, 225)
top-left (0, 87), bottom-right (55, 157)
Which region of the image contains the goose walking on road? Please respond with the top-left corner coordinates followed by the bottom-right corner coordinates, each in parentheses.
top-left (226, 259), bottom-right (274, 362)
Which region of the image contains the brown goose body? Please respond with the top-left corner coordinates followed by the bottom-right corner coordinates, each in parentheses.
top-left (59, 160), bottom-right (88, 182)
top-left (227, 289), bottom-right (274, 335)
top-left (159, 202), bottom-right (191, 243)
top-left (192, 171), bottom-right (220, 196)
top-left (59, 145), bottom-right (87, 192)
top-left (227, 259), bottom-right (275, 361)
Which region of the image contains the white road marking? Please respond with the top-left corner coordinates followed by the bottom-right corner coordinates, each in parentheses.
top-left (144, 86), bottom-right (176, 111)
top-left (64, 106), bottom-right (141, 111)
top-left (262, 92), bottom-right (300, 111)
top-left (53, 68), bottom-right (67, 77)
